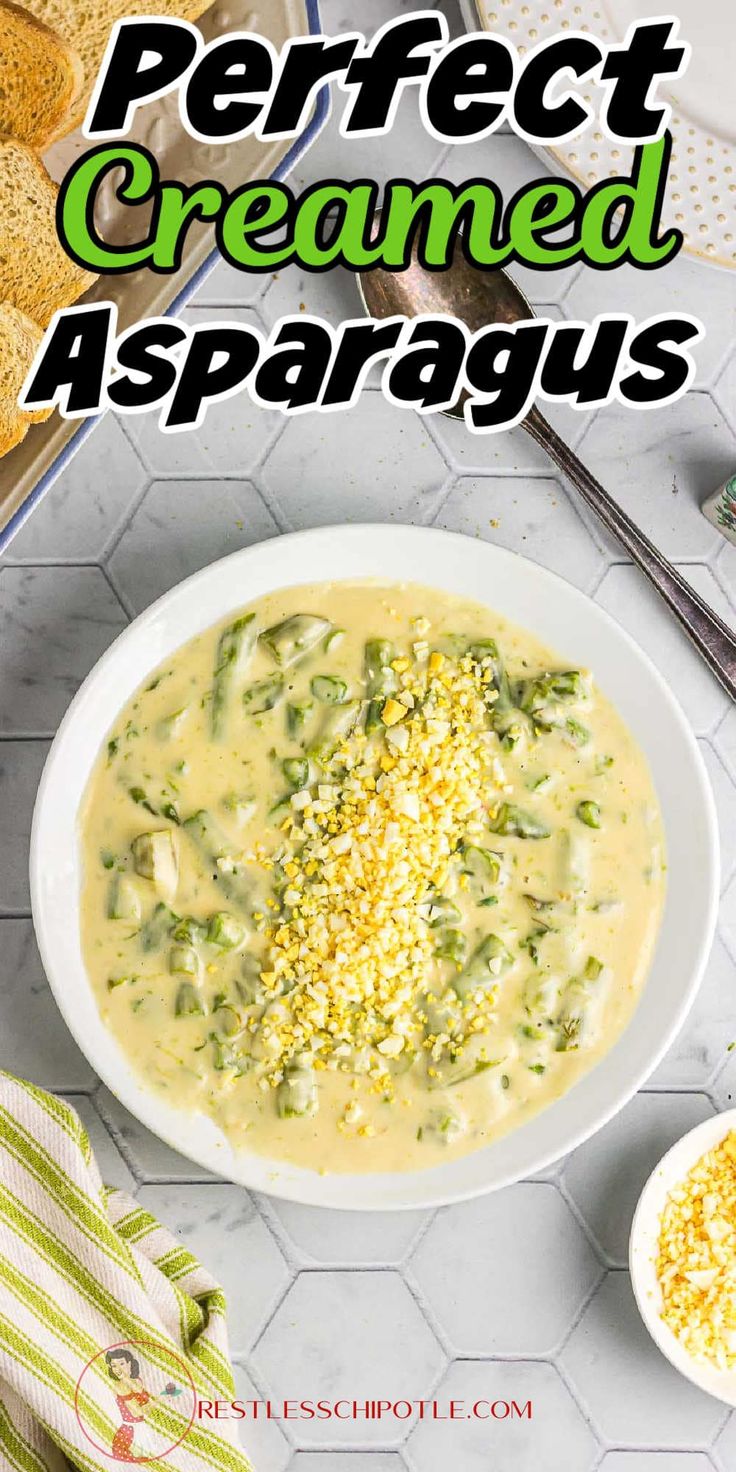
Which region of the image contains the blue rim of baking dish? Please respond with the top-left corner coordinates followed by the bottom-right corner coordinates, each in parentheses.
top-left (0, 0), bottom-right (330, 554)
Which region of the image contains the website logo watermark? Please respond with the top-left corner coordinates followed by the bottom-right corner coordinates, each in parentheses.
top-left (74, 1340), bottom-right (197, 1463)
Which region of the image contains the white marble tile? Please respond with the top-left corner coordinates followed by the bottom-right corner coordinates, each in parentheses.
top-left (0, 920), bottom-right (95, 1090)
top-left (109, 479), bottom-right (279, 613)
top-left (2, 418), bottom-right (148, 562)
top-left (700, 742), bottom-right (736, 889)
top-left (599, 1455), bottom-right (715, 1472)
top-left (260, 396), bottom-right (449, 528)
top-left (137, 1184), bottom-right (290, 1355)
top-left (713, 347), bottom-right (736, 436)
top-left (434, 475), bottom-right (605, 592)
top-left (714, 706), bottom-right (736, 784)
top-left (708, 1046), bottom-right (736, 1112)
top-left (0, 741), bottom-right (50, 911)
top-left (594, 564), bottom-right (731, 735)
top-left (715, 1413), bottom-right (736, 1470)
top-left (723, 874), bottom-right (736, 967)
top-left (715, 540), bottom-right (736, 613)
top-left (262, 1199), bottom-right (429, 1265)
top-left (405, 1360), bottom-right (598, 1472)
top-left (252, 1272), bottom-right (445, 1447)
top-left (191, 258), bottom-right (270, 309)
top-left (288, 1459), bottom-right (404, 1472)
top-left (567, 258), bottom-right (736, 388)
top-left (232, 1362), bottom-right (291, 1472)
top-left (66, 1094), bottom-right (136, 1192)
top-left (263, 264), bottom-right (365, 335)
top-left (0, 567), bottom-right (127, 734)
top-left (410, 1183), bottom-right (600, 1355)
top-left (651, 934), bottom-right (736, 1088)
top-left (95, 1086), bottom-right (215, 1183)
top-left (563, 1093), bottom-right (714, 1267)
top-left (125, 308), bottom-right (280, 477)
top-left (560, 1273), bottom-right (724, 1446)
top-left (429, 369), bottom-right (598, 480)
top-left (574, 394), bottom-right (734, 562)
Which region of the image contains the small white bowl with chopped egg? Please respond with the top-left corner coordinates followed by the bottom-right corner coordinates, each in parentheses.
top-left (631, 1110), bottom-right (736, 1405)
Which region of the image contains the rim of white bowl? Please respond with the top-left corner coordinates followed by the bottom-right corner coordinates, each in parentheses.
top-left (29, 524), bottom-right (720, 1208)
top-left (630, 1108), bottom-right (736, 1405)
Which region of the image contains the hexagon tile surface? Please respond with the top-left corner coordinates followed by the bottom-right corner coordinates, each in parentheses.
top-left (1, 2), bottom-right (735, 1470)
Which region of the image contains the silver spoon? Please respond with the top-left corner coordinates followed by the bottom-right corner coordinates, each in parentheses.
top-left (358, 248), bottom-right (736, 701)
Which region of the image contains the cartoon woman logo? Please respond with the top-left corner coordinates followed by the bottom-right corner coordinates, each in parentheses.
top-left (75, 1340), bottom-right (197, 1464)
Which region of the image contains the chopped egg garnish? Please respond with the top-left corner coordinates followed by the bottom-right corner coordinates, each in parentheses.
top-left (657, 1131), bottom-right (736, 1369)
top-left (261, 648), bottom-right (503, 1092)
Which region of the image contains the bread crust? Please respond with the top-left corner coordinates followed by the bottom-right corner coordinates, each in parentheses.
top-left (0, 0), bottom-right (84, 147)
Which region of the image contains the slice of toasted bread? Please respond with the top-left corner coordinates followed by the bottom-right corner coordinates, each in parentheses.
top-left (0, 300), bottom-right (52, 457)
top-left (0, 1), bottom-right (83, 147)
top-left (0, 137), bottom-right (96, 327)
top-left (19, 0), bottom-right (213, 135)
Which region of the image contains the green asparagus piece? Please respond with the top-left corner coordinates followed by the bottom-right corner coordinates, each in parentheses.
top-left (468, 640), bottom-right (519, 743)
top-left (131, 830), bottom-right (178, 895)
top-left (435, 929), bottom-right (467, 964)
top-left (107, 973), bottom-right (137, 991)
top-left (559, 827), bottom-right (589, 896)
top-left (365, 640), bottom-right (398, 697)
top-left (206, 912), bottom-right (246, 950)
top-left (210, 1035), bottom-right (251, 1074)
top-left (261, 614), bottom-right (331, 668)
top-left (577, 800), bottom-right (602, 829)
top-left (169, 945), bottom-right (198, 976)
top-left (222, 793), bottom-right (257, 827)
top-left (107, 876), bottom-right (142, 922)
top-left (309, 700), bottom-right (361, 764)
top-left (182, 809), bottom-right (230, 860)
top-left (489, 804), bottom-right (551, 840)
top-left (236, 953), bottom-right (267, 1005)
top-left (311, 674), bottom-right (348, 704)
top-left (558, 717), bottom-right (591, 748)
top-left (157, 707), bottom-right (189, 741)
top-left (461, 844), bottom-right (501, 885)
top-left (425, 894), bottom-right (462, 929)
top-left (243, 675), bottom-right (284, 715)
top-left (418, 1108), bottom-right (466, 1144)
top-left (182, 811), bottom-right (248, 906)
top-left (282, 757), bottom-right (309, 789)
top-left (517, 670), bottom-right (586, 714)
top-left (286, 700), bottom-right (313, 738)
top-left (128, 786), bottom-right (156, 815)
top-left (172, 916), bottom-right (207, 946)
top-left (453, 934), bottom-right (513, 1000)
top-left (277, 1054), bottom-right (318, 1118)
top-left (556, 958), bottom-right (603, 1051)
top-left (175, 981), bottom-right (204, 1017)
top-left (140, 902), bottom-right (179, 952)
top-left (212, 614), bottom-right (257, 738)
top-left (428, 1055), bottom-right (499, 1090)
top-left (364, 641), bottom-right (398, 733)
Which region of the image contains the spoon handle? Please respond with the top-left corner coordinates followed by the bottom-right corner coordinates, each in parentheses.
top-left (524, 408), bottom-right (736, 702)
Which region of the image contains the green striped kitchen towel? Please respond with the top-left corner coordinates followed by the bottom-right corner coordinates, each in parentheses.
top-left (0, 1073), bottom-right (254, 1472)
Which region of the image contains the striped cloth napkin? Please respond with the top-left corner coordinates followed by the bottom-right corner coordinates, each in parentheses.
top-left (0, 1074), bottom-right (254, 1472)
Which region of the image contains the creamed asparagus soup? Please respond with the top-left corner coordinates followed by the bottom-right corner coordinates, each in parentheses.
top-left (80, 581), bottom-right (665, 1173)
